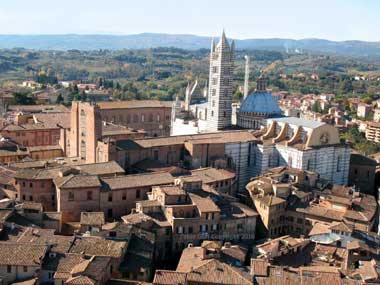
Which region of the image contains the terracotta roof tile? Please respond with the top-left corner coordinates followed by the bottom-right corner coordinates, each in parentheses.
top-left (190, 167), bottom-right (235, 184)
top-left (69, 236), bottom-right (126, 259)
top-left (80, 212), bottom-right (105, 226)
top-left (97, 100), bottom-right (172, 110)
top-left (0, 242), bottom-right (47, 266)
top-left (153, 270), bottom-right (187, 285)
top-left (101, 172), bottom-right (174, 190)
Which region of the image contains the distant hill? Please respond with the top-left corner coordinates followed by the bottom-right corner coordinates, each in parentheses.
top-left (1, 33), bottom-right (380, 57)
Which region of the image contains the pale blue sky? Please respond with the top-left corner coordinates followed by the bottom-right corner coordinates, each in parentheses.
top-left (0, 0), bottom-right (378, 41)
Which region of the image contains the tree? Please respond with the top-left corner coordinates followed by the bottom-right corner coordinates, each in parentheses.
top-left (312, 101), bottom-right (322, 113)
top-left (12, 92), bottom-right (36, 105)
top-left (233, 90), bottom-right (243, 102)
top-left (338, 79), bottom-right (353, 94)
top-left (56, 93), bottom-right (64, 104)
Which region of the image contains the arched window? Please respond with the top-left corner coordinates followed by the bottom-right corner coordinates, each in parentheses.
top-left (156, 114), bottom-right (160, 122)
top-left (133, 114), bottom-right (138, 123)
top-left (149, 114), bottom-right (153, 122)
top-left (141, 114), bottom-right (145, 122)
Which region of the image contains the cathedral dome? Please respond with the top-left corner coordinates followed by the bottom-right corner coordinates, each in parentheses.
top-left (239, 90), bottom-right (281, 116)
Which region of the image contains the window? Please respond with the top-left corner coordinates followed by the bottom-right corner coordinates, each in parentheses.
top-left (23, 266), bottom-right (27, 272)
top-left (133, 114), bottom-right (138, 123)
top-left (29, 183), bottom-right (33, 188)
top-left (149, 114), bottom-right (153, 122)
top-left (109, 231), bottom-right (117, 237)
top-left (122, 192), bottom-right (126, 200)
top-left (212, 78), bottom-right (217, 85)
top-left (297, 218), bottom-right (303, 224)
top-left (211, 111), bottom-right (214, 117)
top-left (212, 100), bottom-right (215, 107)
top-left (7, 265), bottom-right (11, 273)
top-left (87, 191), bottom-right (92, 200)
top-left (177, 226), bottom-right (184, 234)
top-left (188, 226), bottom-right (193, 234)
top-left (108, 193), bottom-right (113, 202)
top-left (223, 111), bottom-right (226, 118)
top-left (157, 114), bottom-right (160, 122)
top-left (68, 192), bottom-right (74, 201)
top-left (288, 156), bottom-right (293, 167)
top-left (154, 150), bottom-right (159, 160)
top-left (22, 181), bottom-right (26, 187)
top-left (211, 89), bottom-right (216, 96)
top-left (212, 66), bottom-right (218, 73)
top-left (127, 114), bottom-right (131, 123)
top-left (29, 195), bottom-right (33, 201)
top-left (307, 159), bottom-right (312, 170)
top-left (136, 190), bottom-right (141, 199)
top-left (336, 155), bottom-right (342, 172)
top-left (141, 114), bottom-right (145, 122)
top-left (107, 209), bottom-right (113, 218)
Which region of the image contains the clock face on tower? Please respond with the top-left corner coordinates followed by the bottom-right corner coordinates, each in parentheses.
top-left (320, 132), bottom-right (330, 144)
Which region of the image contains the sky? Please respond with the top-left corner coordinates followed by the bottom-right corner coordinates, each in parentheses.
top-left (0, 0), bottom-right (379, 41)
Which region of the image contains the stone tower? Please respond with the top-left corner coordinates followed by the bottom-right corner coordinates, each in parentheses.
top-left (206, 31), bottom-right (234, 132)
top-left (70, 101), bottom-right (102, 163)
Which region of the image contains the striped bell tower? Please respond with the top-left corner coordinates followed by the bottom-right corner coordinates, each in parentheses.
top-left (206, 30), bottom-right (234, 132)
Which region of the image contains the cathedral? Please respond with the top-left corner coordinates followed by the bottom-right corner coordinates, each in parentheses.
top-left (237, 74), bottom-right (282, 129)
top-left (170, 31), bottom-right (350, 185)
top-left (171, 31), bottom-right (235, 135)
top-left (171, 31), bottom-right (282, 135)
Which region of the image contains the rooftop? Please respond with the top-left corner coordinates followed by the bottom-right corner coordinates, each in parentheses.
top-left (54, 174), bottom-right (101, 189)
top-left (80, 212), bottom-right (105, 226)
top-left (69, 236), bottom-right (126, 259)
top-left (101, 172), bottom-right (174, 190)
top-left (0, 242), bottom-right (47, 266)
top-left (239, 90), bottom-right (282, 115)
top-left (190, 167), bottom-right (235, 183)
top-left (97, 100), bottom-right (172, 110)
top-left (268, 117), bottom-right (325, 129)
top-left (117, 130), bottom-right (258, 149)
